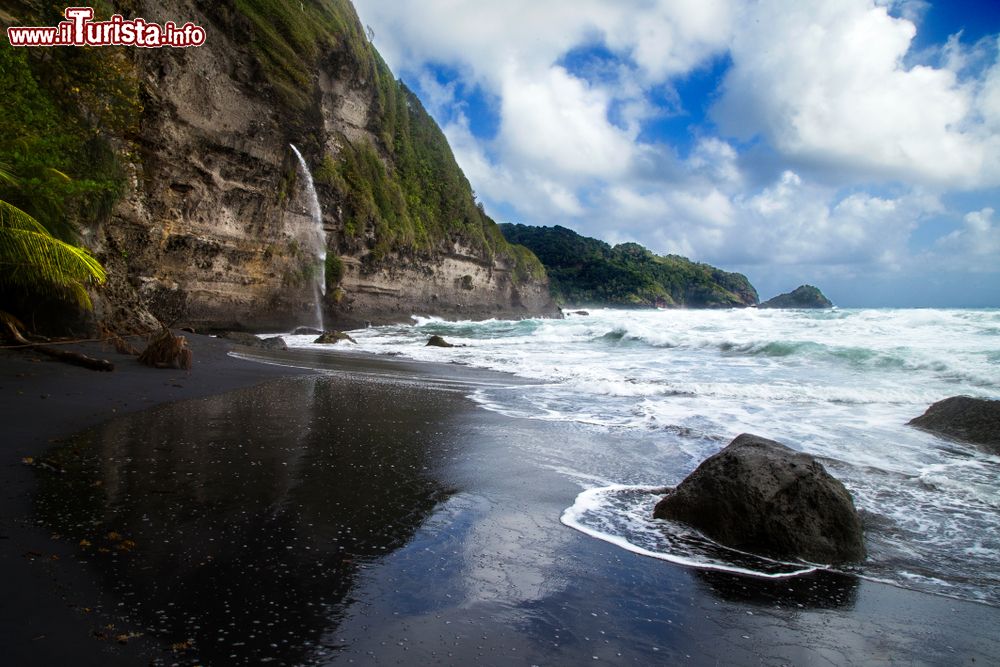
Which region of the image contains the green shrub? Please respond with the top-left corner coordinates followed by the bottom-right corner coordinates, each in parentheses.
top-left (325, 254), bottom-right (345, 286)
top-left (0, 37), bottom-right (138, 241)
top-left (234, 0), bottom-right (361, 111)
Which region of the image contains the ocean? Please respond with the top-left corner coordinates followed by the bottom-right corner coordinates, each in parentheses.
top-left (283, 308), bottom-right (1000, 606)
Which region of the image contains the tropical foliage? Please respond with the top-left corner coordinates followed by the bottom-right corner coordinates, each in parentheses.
top-left (237, 0), bottom-right (545, 283)
top-left (1, 4), bottom-right (136, 322)
top-left (0, 192), bottom-right (106, 310)
top-left (234, 0), bottom-right (372, 112)
top-left (500, 224), bottom-right (759, 308)
top-left (0, 25), bottom-right (138, 241)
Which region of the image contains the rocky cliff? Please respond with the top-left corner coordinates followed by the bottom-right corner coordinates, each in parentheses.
top-left (2, 1), bottom-right (558, 333)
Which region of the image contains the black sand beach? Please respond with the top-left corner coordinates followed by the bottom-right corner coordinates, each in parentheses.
top-left (0, 334), bottom-right (311, 665)
top-left (3, 335), bottom-right (1000, 665)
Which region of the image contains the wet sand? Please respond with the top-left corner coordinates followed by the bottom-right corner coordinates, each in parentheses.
top-left (3, 336), bottom-right (1000, 665)
top-left (0, 334), bottom-right (310, 665)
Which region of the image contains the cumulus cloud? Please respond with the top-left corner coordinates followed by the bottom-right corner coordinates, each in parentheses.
top-left (355, 0), bottom-right (738, 186)
top-left (931, 207), bottom-right (1000, 272)
top-left (355, 0), bottom-right (734, 86)
top-left (602, 0), bottom-right (736, 81)
top-left (875, 0), bottom-right (930, 24)
top-left (736, 177), bottom-right (930, 270)
top-left (978, 41), bottom-right (1000, 131)
top-left (497, 64), bottom-right (636, 179)
top-left (714, 0), bottom-right (1000, 188)
top-left (687, 137), bottom-right (743, 188)
top-left (441, 113), bottom-right (587, 218)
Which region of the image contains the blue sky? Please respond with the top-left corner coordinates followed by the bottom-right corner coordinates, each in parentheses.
top-left (353, 0), bottom-right (1000, 307)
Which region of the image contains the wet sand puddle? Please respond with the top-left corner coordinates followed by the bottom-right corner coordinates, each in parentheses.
top-left (34, 376), bottom-right (462, 665)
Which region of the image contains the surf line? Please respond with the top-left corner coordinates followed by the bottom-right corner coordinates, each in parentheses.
top-left (561, 485), bottom-right (822, 579)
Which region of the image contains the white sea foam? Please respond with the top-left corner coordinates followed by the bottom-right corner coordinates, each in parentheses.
top-left (285, 308), bottom-right (1000, 605)
top-left (560, 486), bottom-right (819, 578)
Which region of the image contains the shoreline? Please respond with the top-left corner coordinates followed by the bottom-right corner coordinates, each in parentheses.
top-left (2, 333), bottom-right (999, 664)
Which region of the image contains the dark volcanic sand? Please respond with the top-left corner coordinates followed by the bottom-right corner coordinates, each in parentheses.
top-left (3, 337), bottom-right (1000, 665)
top-left (0, 334), bottom-right (310, 665)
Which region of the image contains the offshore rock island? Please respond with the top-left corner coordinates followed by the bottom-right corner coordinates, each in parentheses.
top-left (759, 285), bottom-right (835, 309)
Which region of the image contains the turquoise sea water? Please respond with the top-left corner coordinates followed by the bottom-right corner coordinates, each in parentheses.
top-left (284, 308), bottom-right (1000, 605)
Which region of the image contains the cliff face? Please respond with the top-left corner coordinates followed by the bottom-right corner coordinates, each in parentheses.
top-left (17, 0), bottom-right (558, 332)
top-left (333, 248), bottom-right (556, 327)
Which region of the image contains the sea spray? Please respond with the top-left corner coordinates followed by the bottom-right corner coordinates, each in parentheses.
top-left (290, 144), bottom-right (327, 331)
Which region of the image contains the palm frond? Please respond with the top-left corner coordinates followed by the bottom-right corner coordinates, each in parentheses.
top-left (46, 168), bottom-right (72, 182)
top-left (0, 199), bottom-right (106, 309)
top-left (0, 162), bottom-right (17, 186)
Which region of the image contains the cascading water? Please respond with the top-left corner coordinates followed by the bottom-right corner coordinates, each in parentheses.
top-left (290, 144), bottom-right (327, 331)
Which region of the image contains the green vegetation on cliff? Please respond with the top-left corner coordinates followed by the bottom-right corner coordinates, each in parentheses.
top-left (1, 3), bottom-right (138, 322)
top-left (233, 0), bottom-right (368, 112)
top-left (0, 17), bottom-right (138, 242)
top-left (500, 224), bottom-right (758, 308)
top-left (236, 0), bottom-right (545, 280)
top-left (237, 0), bottom-right (545, 283)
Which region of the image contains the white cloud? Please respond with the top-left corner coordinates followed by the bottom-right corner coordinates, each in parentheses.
top-left (413, 72), bottom-right (459, 120)
top-left (932, 207), bottom-right (1000, 271)
top-left (714, 0), bottom-right (1000, 188)
top-left (688, 137), bottom-right (743, 188)
top-left (603, 0), bottom-right (736, 81)
top-left (441, 112), bottom-right (587, 218)
top-left (497, 64), bottom-right (636, 179)
top-left (354, 0), bottom-right (737, 187)
top-left (584, 168), bottom-right (935, 277)
top-left (875, 0), bottom-right (930, 24)
top-left (608, 186), bottom-right (670, 220)
top-left (355, 0), bottom-right (735, 86)
top-left (978, 41), bottom-right (1000, 131)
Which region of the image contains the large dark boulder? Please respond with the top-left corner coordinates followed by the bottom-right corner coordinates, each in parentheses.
top-left (908, 396), bottom-right (1000, 454)
top-left (759, 285), bottom-right (833, 309)
top-left (653, 434), bottom-right (865, 564)
top-left (259, 336), bottom-right (287, 351)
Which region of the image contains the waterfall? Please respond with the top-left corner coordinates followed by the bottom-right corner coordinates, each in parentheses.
top-left (289, 144), bottom-right (327, 331)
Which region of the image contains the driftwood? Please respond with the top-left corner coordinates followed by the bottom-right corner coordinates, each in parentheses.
top-left (3, 320), bottom-right (115, 372)
top-left (138, 328), bottom-right (193, 370)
